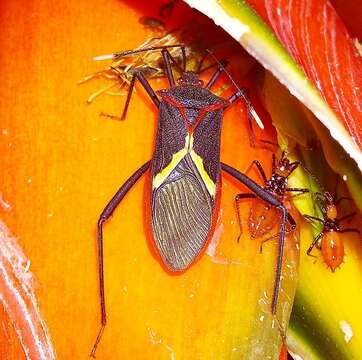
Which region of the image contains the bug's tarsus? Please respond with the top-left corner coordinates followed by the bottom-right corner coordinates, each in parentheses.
top-left (286, 187), bottom-right (310, 199)
top-left (90, 218), bottom-right (107, 358)
top-left (287, 213), bottom-right (297, 230)
top-left (90, 322), bottom-right (105, 358)
top-left (91, 161), bottom-right (151, 357)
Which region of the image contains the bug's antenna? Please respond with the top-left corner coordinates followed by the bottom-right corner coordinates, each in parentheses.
top-left (94, 44), bottom-right (187, 70)
top-left (205, 49), bottom-right (264, 130)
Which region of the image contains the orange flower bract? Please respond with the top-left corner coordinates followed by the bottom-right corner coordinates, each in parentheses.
top-left (0, 1), bottom-right (298, 359)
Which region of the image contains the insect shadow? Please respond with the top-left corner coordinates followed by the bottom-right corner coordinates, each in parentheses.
top-left (90, 45), bottom-right (294, 357)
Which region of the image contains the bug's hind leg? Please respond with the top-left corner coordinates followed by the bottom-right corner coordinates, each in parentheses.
top-left (221, 162), bottom-right (287, 314)
top-left (90, 161), bottom-right (151, 358)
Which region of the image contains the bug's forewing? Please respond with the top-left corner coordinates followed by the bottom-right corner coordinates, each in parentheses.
top-left (152, 154), bottom-right (215, 271)
top-left (150, 97), bottom-right (223, 272)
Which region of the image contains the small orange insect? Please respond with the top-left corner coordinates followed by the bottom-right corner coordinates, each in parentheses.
top-left (235, 151), bottom-right (308, 243)
top-left (304, 191), bottom-right (360, 271)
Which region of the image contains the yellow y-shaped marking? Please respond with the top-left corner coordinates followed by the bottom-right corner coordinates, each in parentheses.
top-left (152, 133), bottom-right (216, 197)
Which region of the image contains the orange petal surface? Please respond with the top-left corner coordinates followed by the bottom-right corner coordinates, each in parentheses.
top-left (0, 0), bottom-right (298, 358)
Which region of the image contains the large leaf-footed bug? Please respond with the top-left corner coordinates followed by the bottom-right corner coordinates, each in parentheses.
top-left (90, 45), bottom-right (294, 356)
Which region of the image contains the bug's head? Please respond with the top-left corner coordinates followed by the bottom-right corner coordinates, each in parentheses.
top-left (177, 71), bottom-right (204, 87)
top-left (314, 191), bottom-right (336, 219)
top-left (275, 152), bottom-right (296, 178)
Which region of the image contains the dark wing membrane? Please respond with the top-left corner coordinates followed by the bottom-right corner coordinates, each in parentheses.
top-left (152, 101), bottom-right (187, 176)
top-left (192, 109), bottom-right (223, 183)
top-left (151, 155), bottom-right (215, 271)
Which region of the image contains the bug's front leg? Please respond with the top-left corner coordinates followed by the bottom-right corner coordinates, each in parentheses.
top-left (90, 161), bottom-right (151, 358)
top-left (121, 71), bottom-right (160, 120)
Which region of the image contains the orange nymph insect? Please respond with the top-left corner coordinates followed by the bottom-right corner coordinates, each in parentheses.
top-left (304, 191), bottom-right (360, 271)
top-left (235, 151), bottom-right (308, 244)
